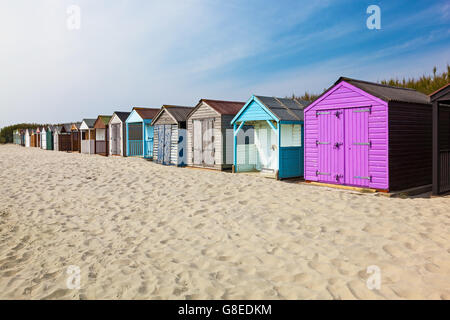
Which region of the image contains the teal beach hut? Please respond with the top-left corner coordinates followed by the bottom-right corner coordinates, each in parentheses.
top-left (231, 95), bottom-right (308, 179)
top-left (46, 125), bottom-right (54, 150)
top-left (125, 107), bottom-right (160, 158)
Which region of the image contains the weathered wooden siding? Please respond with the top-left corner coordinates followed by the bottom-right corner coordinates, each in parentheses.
top-left (153, 124), bottom-right (159, 159)
top-left (171, 125), bottom-right (178, 164)
top-left (187, 102), bottom-right (223, 169)
top-left (304, 82), bottom-right (389, 190)
top-left (53, 133), bottom-right (58, 151)
top-left (156, 112), bottom-right (176, 125)
top-left (388, 101), bottom-right (432, 190)
top-left (152, 110), bottom-right (177, 161)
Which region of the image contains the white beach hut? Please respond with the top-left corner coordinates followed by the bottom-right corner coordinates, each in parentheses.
top-left (41, 127), bottom-right (47, 150)
top-left (25, 129), bottom-right (30, 147)
top-left (80, 119), bottom-right (96, 154)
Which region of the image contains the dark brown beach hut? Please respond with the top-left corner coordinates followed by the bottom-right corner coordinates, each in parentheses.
top-left (58, 124), bottom-right (72, 151)
top-left (431, 83), bottom-right (450, 195)
top-left (70, 122), bottom-right (81, 152)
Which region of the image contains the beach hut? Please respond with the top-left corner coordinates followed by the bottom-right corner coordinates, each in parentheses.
top-left (151, 105), bottom-right (192, 166)
top-left (94, 116), bottom-right (112, 156)
top-left (20, 130), bottom-right (25, 146)
top-left (13, 130), bottom-right (20, 145)
top-left (431, 83), bottom-right (450, 195)
top-left (125, 107), bottom-right (160, 158)
top-left (40, 127), bottom-right (47, 150)
top-left (304, 77), bottom-right (431, 192)
top-left (46, 126), bottom-right (54, 150)
top-left (58, 124), bottom-right (72, 151)
top-left (108, 112), bottom-right (130, 156)
top-left (186, 99), bottom-right (245, 170)
top-left (30, 129), bottom-right (36, 147)
top-left (80, 119), bottom-right (96, 154)
top-left (231, 96), bottom-right (307, 179)
top-left (70, 122), bottom-right (81, 152)
top-left (53, 126), bottom-right (61, 151)
top-left (25, 129), bottom-right (31, 147)
top-left (36, 127), bottom-right (41, 148)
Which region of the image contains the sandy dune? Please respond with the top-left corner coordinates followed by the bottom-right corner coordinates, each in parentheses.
top-left (0, 144), bottom-right (449, 300)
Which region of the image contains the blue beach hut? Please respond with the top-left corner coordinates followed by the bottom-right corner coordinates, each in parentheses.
top-left (125, 107), bottom-right (160, 158)
top-left (231, 95), bottom-right (308, 179)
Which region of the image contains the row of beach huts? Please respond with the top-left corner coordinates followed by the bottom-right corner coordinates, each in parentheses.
top-left (12, 77), bottom-right (450, 195)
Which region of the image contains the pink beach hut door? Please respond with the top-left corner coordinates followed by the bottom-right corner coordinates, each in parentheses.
top-left (317, 109), bottom-right (345, 184)
top-left (344, 107), bottom-right (370, 187)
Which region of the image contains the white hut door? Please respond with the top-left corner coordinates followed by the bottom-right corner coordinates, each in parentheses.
top-left (193, 120), bottom-right (203, 165)
top-left (202, 119), bottom-right (214, 166)
top-left (111, 124), bottom-right (120, 155)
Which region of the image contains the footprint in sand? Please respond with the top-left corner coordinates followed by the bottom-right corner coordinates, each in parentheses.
top-left (43, 288), bottom-right (71, 300)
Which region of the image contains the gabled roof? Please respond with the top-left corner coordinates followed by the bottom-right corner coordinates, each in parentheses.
top-left (202, 99), bottom-right (245, 115)
top-left (231, 95), bottom-right (308, 124)
top-left (94, 116), bottom-right (112, 128)
top-left (152, 105), bottom-right (193, 125)
top-left (53, 125), bottom-right (62, 134)
top-left (62, 124), bottom-right (72, 132)
top-left (187, 99), bottom-right (246, 119)
top-left (133, 107), bottom-right (160, 120)
top-left (255, 96), bottom-right (307, 121)
top-left (81, 119), bottom-right (96, 128)
top-left (430, 83), bottom-right (450, 102)
top-left (337, 77), bottom-right (430, 105)
top-left (71, 122), bottom-right (82, 131)
top-left (112, 111), bottom-right (131, 122)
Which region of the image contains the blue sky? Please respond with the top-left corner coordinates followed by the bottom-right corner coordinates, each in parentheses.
top-left (0, 0), bottom-right (449, 127)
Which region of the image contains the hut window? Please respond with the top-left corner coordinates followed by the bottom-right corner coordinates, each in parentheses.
top-left (82, 132), bottom-right (87, 140)
top-left (128, 123), bottom-right (143, 140)
top-left (280, 124), bottom-right (302, 147)
top-left (96, 129), bottom-right (106, 140)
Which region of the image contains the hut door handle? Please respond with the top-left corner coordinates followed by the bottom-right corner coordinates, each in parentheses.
top-left (334, 142), bottom-right (343, 149)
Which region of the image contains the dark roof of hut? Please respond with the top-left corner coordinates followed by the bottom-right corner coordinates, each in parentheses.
top-left (255, 96), bottom-right (308, 121)
top-left (151, 106), bottom-right (193, 125)
top-left (430, 83), bottom-right (450, 101)
top-left (133, 107), bottom-right (160, 120)
top-left (62, 124), bottom-right (72, 132)
top-left (201, 99), bottom-right (246, 115)
top-left (113, 112), bottom-right (131, 122)
top-left (166, 106), bottom-right (193, 122)
top-left (337, 77), bottom-right (430, 105)
top-left (82, 119), bottom-right (96, 128)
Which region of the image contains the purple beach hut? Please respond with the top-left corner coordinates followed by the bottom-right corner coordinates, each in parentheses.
top-left (304, 77), bottom-right (431, 192)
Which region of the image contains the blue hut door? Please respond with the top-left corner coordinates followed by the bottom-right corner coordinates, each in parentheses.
top-left (163, 125), bottom-right (172, 165)
top-left (144, 123), bottom-right (154, 158)
top-left (317, 109), bottom-right (344, 184)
